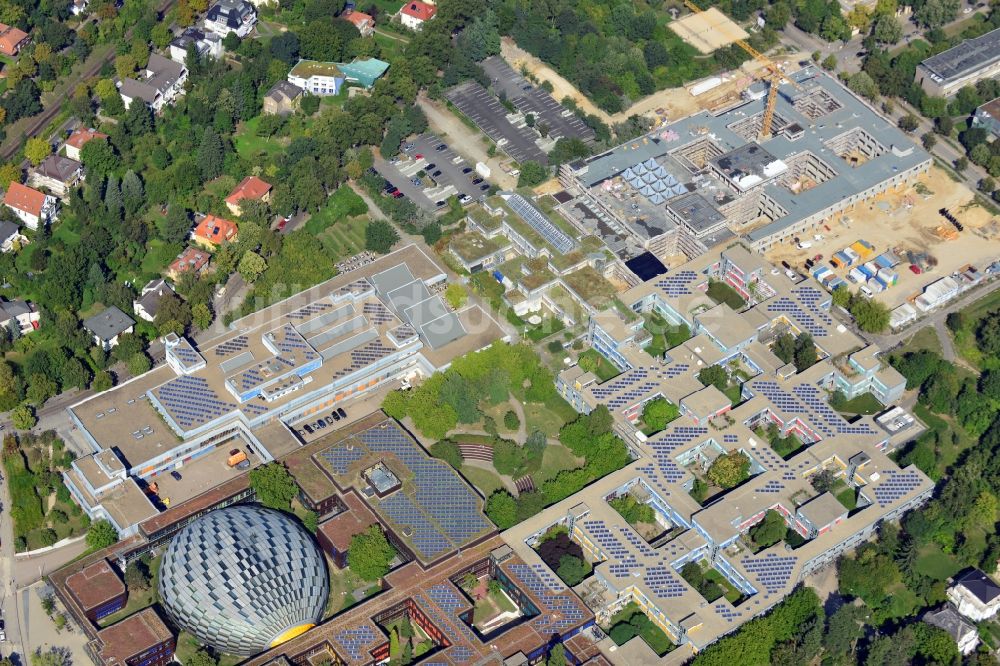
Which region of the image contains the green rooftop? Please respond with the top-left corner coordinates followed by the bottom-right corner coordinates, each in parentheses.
top-left (289, 60), bottom-right (344, 79)
top-left (562, 266), bottom-right (617, 310)
top-left (449, 231), bottom-right (506, 263)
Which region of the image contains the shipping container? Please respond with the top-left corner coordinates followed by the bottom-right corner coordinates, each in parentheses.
top-left (833, 250), bottom-right (852, 267)
top-left (867, 277), bottom-right (885, 293)
top-left (812, 265), bottom-right (831, 280)
top-left (875, 254), bottom-right (894, 269)
top-left (877, 268), bottom-right (898, 286)
top-left (850, 241), bottom-right (874, 259)
top-left (827, 277), bottom-right (848, 292)
top-left (849, 267), bottom-right (866, 283)
top-left (858, 263), bottom-right (875, 279)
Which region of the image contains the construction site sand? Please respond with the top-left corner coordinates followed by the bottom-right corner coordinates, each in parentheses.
top-left (668, 8), bottom-right (750, 54)
top-left (764, 167), bottom-right (1000, 309)
top-left (501, 38), bottom-right (804, 127)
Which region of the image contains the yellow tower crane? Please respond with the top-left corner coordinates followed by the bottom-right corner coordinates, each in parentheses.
top-left (683, 0), bottom-right (804, 140)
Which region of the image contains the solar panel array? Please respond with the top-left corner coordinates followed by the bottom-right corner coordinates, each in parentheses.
top-left (388, 324), bottom-right (417, 345)
top-left (715, 602), bottom-right (741, 622)
top-left (506, 563), bottom-right (586, 633)
top-left (333, 624), bottom-right (379, 662)
top-left (154, 376), bottom-right (238, 430)
top-left (334, 278), bottom-right (373, 298)
top-left (873, 470), bottom-right (925, 506)
top-left (752, 379), bottom-right (874, 441)
top-left (655, 270), bottom-right (698, 297)
top-left (288, 301), bottom-right (332, 320)
top-left (740, 553), bottom-right (797, 594)
top-left (505, 193), bottom-right (575, 254)
top-left (363, 301), bottom-right (395, 325)
top-left (318, 421), bottom-right (492, 562)
top-left (764, 286), bottom-right (834, 338)
top-left (214, 335), bottom-right (248, 357)
top-left (170, 338), bottom-right (204, 371)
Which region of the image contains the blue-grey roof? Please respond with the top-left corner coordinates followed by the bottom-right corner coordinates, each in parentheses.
top-left (920, 27), bottom-right (1000, 84)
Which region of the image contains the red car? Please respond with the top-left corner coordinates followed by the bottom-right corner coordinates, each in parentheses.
top-left (414, 153), bottom-right (424, 160)
top-left (277, 216), bottom-right (289, 231)
top-left (392, 191), bottom-right (404, 198)
top-left (909, 264), bottom-right (922, 275)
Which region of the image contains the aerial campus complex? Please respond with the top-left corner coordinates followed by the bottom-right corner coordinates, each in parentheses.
top-left (46, 65), bottom-right (940, 666)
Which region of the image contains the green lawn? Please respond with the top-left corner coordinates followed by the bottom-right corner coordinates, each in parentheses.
top-left (898, 326), bottom-right (943, 356)
top-left (523, 402), bottom-right (567, 438)
top-left (704, 568), bottom-right (743, 605)
top-left (578, 348), bottom-right (621, 382)
top-left (460, 465), bottom-right (505, 497)
top-left (317, 215), bottom-right (369, 258)
top-left (535, 443), bottom-right (584, 484)
top-left (913, 403), bottom-right (976, 475)
top-left (722, 383), bottom-right (742, 406)
top-left (175, 631), bottom-right (241, 666)
top-left (915, 543), bottom-right (963, 580)
top-left (140, 239), bottom-right (184, 279)
top-left (325, 561), bottom-right (379, 618)
top-left (525, 317), bottom-right (565, 342)
top-left (835, 392), bottom-right (884, 415)
top-left (304, 185), bottom-right (368, 235)
top-left (234, 116), bottom-right (287, 160)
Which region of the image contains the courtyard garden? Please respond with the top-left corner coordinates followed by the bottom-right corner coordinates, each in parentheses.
top-left (604, 602), bottom-right (675, 656)
top-left (578, 348), bottom-right (620, 382)
top-left (680, 562), bottom-right (745, 606)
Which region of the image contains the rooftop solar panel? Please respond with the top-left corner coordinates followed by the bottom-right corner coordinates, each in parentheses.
top-left (503, 193), bottom-right (575, 254)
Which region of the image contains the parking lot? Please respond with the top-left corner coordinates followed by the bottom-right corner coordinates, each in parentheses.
top-left (445, 81), bottom-right (548, 165)
top-left (480, 56), bottom-right (596, 145)
top-left (376, 133), bottom-right (493, 212)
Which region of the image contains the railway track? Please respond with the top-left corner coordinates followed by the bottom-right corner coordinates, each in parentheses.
top-left (0, 0), bottom-right (177, 161)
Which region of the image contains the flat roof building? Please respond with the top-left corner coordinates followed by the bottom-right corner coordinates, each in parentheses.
top-left (558, 68), bottom-right (930, 262)
top-left (916, 27), bottom-right (1000, 97)
top-left (93, 607), bottom-right (175, 666)
top-left (64, 245), bottom-right (505, 536)
top-left (65, 559), bottom-right (127, 624)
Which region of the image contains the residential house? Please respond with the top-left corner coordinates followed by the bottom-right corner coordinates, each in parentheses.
top-left (133, 279), bottom-right (176, 323)
top-left (64, 128), bottom-right (109, 161)
top-left (204, 0), bottom-right (257, 39)
top-left (923, 605), bottom-right (979, 656)
top-left (287, 60), bottom-right (344, 96)
top-left (341, 9), bottom-right (374, 37)
top-left (118, 54), bottom-right (188, 113)
top-left (0, 23), bottom-right (29, 57)
top-left (3, 182), bottom-right (58, 230)
top-left (948, 569), bottom-right (1000, 621)
top-left (0, 220), bottom-right (27, 253)
top-left (28, 155), bottom-right (83, 198)
top-left (168, 27), bottom-right (223, 64)
top-left (262, 81), bottom-right (303, 115)
top-left (167, 246), bottom-right (211, 280)
top-left (83, 306), bottom-right (135, 351)
top-left (191, 214), bottom-right (238, 248)
top-left (287, 58), bottom-right (388, 96)
top-left (225, 176), bottom-right (271, 215)
top-left (399, 0), bottom-right (436, 30)
top-left (0, 299), bottom-right (40, 335)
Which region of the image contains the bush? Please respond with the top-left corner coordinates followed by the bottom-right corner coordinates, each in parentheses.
top-left (707, 451), bottom-right (751, 489)
top-left (503, 410), bottom-right (520, 430)
top-left (429, 440), bottom-right (462, 468)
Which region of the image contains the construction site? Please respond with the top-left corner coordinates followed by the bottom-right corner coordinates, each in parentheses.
top-left (764, 166), bottom-right (999, 309)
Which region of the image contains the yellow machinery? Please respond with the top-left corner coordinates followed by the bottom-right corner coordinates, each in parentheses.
top-left (683, 0), bottom-right (804, 139)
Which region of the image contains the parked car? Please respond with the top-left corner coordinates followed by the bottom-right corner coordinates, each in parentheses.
top-left (411, 177), bottom-right (422, 186)
top-left (277, 217), bottom-right (289, 231)
top-left (414, 153), bottom-right (423, 160)
top-left (392, 191), bottom-right (404, 198)
top-left (425, 163), bottom-right (436, 170)
top-left (472, 177), bottom-right (483, 184)
top-left (303, 423), bottom-right (314, 433)
top-left (337, 407), bottom-right (347, 418)
top-left (432, 170), bottom-right (442, 177)
top-left (436, 144), bottom-right (447, 151)
top-left (435, 200), bottom-right (446, 207)
top-left (170, 471), bottom-right (182, 481)
top-left (459, 194), bottom-right (472, 204)
top-left (330, 411), bottom-right (340, 421)
top-left (479, 184), bottom-right (490, 191)
top-left (462, 167), bottom-right (473, 174)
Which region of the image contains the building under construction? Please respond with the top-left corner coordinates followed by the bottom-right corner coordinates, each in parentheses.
top-left (557, 67), bottom-right (931, 261)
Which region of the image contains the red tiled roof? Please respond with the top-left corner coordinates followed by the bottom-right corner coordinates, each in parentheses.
top-left (343, 10), bottom-right (373, 28)
top-left (225, 175), bottom-right (272, 207)
top-left (4, 182), bottom-right (46, 217)
top-left (192, 214), bottom-right (238, 244)
top-left (0, 23), bottom-right (28, 56)
top-left (66, 128), bottom-right (109, 150)
top-left (169, 247), bottom-right (210, 274)
top-left (400, 0), bottom-right (436, 21)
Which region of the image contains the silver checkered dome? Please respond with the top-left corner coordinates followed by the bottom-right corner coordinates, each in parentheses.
top-left (158, 505), bottom-right (329, 656)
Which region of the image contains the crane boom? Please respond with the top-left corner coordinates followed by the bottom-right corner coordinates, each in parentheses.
top-left (681, 0), bottom-right (802, 139)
